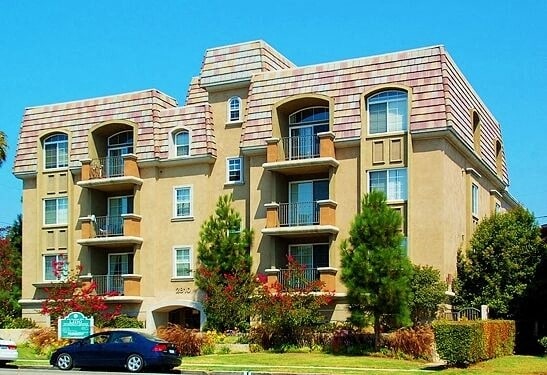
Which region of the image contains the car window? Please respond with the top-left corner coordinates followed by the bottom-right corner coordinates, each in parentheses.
top-left (113, 334), bottom-right (134, 344)
top-left (87, 333), bottom-right (110, 345)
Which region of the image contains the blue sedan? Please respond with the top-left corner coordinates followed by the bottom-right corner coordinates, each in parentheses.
top-left (50, 330), bottom-right (181, 372)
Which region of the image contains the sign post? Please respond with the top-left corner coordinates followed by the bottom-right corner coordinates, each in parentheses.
top-left (58, 312), bottom-right (94, 339)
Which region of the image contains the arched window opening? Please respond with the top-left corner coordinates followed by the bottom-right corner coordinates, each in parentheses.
top-left (287, 107), bottom-right (329, 159)
top-left (174, 130), bottom-right (190, 157)
top-left (228, 96), bottom-right (242, 122)
top-left (367, 90), bottom-right (408, 134)
top-left (106, 130), bottom-right (133, 177)
top-left (44, 133), bottom-right (68, 169)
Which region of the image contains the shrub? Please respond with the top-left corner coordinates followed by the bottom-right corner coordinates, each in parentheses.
top-left (433, 320), bottom-right (515, 367)
top-left (156, 324), bottom-right (214, 356)
top-left (538, 336), bottom-right (547, 355)
top-left (1, 316), bottom-right (37, 328)
top-left (322, 326), bottom-right (375, 355)
top-left (409, 265), bottom-right (446, 325)
top-left (102, 314), bottom-right (144, 328)
top-left (28, 327), bottom-right (69, 357)
top-left (384, 325), bottom-right (435, 360)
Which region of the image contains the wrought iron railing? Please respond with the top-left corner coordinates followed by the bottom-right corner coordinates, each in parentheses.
top-left (93, 274), bottom-right (124, 295)
top-left (89, 156), bottom-right (125, 179)
top-left (279, 202), bottom-right (319, 226)
top-left (278, 268), bottom-right (319, 289)
top-left (282, 135), bottom-right (320, 160)
top-left (93, 215), bottom-right (124, 237)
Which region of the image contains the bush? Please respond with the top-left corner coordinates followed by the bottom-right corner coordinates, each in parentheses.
top-left (156, 324), bottom-right (214, 356)
top-left (322, 326), bottom-right (375, 355)
top-left (409, 265), bottom-right (446, 325)
top-left (102, 314), bottom-right (144, 328)
top-left (384, 325), bottom-right (435, 360)
top-left (433, 320), bottom-right (515, 366)
top-left (538, 336), bottom-right (547, 355)
top-left (28, 327), bottom-right (69, 357)
top-left (1, 316), bottom-right (37, 328)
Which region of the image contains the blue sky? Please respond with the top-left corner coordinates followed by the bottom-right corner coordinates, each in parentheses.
top-left (1, 1), bottom-right (546, 227)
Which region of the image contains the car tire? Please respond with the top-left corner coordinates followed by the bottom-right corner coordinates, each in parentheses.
top-left (56, 353), bottom-right (73, 370)
top-left (126, 353), bottom-right (144, 373)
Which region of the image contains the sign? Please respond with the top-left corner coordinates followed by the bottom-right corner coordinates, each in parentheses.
top-left (58, 312), bottom-right (94, 339)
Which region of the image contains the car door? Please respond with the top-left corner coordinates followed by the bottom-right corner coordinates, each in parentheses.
top-left (106, 332), bottom-right (136, 367)
top-left (76, 333), bottom-right (112, 367)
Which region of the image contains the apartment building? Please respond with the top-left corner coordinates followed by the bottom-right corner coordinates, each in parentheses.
top-left (14, 40), bottom-right (516, 329)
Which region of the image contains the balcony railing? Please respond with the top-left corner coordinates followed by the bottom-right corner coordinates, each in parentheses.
top-left (279, 202), bottom-right (319, 226)
top-left (278, 268), bottom-right (319, 289)
top-left (282, 135), bottom-right (320, 161)
top-left (93, 215), bottom-right (124, 237)
top-left (93, 274), bottom-right (124, 295)
top-left (89, 156), bottom-right (125, 179)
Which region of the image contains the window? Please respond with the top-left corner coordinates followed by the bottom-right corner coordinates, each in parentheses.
top-left (471, 183), bottom-right (479, 217)
top-left (227, 96), bottom-right (242, 122)
top-left (173, 246), bottom-right (192, 278)
top-left (44, 197), bottom-right (68, 225)
top-left (288, 107), bottom-right (329, 159)
top-left (226, 157), bottom-right (243, 183)
top-left (44, 254), bottom-right (68, 281)
top-left (369, 168), bottom-right (407, 200)
top-left (174, 130), bottom-right (190, 157)
top-left (288, 244), bottom-right (329, 269)
top-left (44, 133), bottom-right (68, 169)
top-left (173, 186), bottom-right (192, 218)
top-left (368, 90), bottom-right (408, 134)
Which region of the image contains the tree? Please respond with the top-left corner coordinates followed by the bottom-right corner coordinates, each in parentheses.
top-left (340, 190), bottom-right (413, 350)
top-left (251, 256), bottom-right (333, 350)
top-left (41, 263), bottom-right (121, 327)
top-left (195, 194), bottom-right (255, 331)
top-left (455, 206), bottom-right (547, 319)
top-left (409, 265), bottom-right (446, 325)
top-left (0, 216), bottom-right (22, 327)
top-left (0, 130), bottom-right (7, 167)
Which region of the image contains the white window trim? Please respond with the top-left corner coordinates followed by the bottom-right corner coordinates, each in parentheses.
top-left (43, 197), bottom-right (68, 226)
top-left (367, 168), bottom-right (408, 201)
top-left (172, 185), bottom-right (193, 219)
top-left (226, 157), bottom-right (244, 184)
top-left (367, 90), bottom-right (408, 135)
top-left (44, 133), bottom-right (69, 170)
top-left (227, 96), bottom-right (242, 123)
top-left (471, 183), bottom-right (479, 217)
top-left (172, 246), bottom-right (193, 279)
top-left (169, 127), bottom-right (192, 158)
top-left (43, 254), bottom-right (68, 282)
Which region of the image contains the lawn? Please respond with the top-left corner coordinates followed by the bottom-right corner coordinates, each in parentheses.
top-left (180, 352), bottom-right (547, 375)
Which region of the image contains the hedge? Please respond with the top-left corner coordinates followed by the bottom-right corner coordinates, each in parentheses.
top-left (432, 320), bottom-right (515, 366)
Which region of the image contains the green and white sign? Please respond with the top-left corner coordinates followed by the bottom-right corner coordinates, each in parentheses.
top-left (58, 312), bottom-right (93, 339)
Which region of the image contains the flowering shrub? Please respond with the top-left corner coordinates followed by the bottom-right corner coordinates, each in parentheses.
top-left (40, 263), bottom-right (121, 326)
top-left (384, 325), bottom-right (435, 360)
top-left (156, 324), bottom-right (214, 356)
top-left (250, 256), bottom-right (333, 350)
top-left (28, 327), bottom-right (70, 357)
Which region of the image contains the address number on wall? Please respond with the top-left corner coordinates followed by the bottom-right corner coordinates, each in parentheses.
top-left (175, 287), bottom-right (192, 294)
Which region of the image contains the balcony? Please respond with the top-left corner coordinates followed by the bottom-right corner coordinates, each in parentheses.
top-left (265, 267), bottom-right (337, 292)
top-left (263, 132), bottom-right (338, 175)
top-left (262, 200), bottom-right (338, 237)
top-left (80, 274), bottom-right (142, 298)
top-left (78, 214), bottom-right (143, 248)
top-left (78, 154), bottom-right (143, 192)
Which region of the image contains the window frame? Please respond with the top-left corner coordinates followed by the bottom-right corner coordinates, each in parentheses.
top-left (44, 133), bottom-right (69, 170)
top-left (367, 90), bottom-right (408, 135)
top-left (172, 128), bottom-right (191, 158)
top-left (226, 157), bottom-right (243, 184)
top-left (227, 96), bottom-right (242, 123)
top-left (368, 168), bottom-right (408, 201)
top-left (43, 254), bottom-right (68, 281)
top-left (173, 246), bottom-right (193, 279)
top-left (43, 197), bottom-right (68, 226)
top-left (173, 185), bottom-right (193, 219)
top-left (471, 183), bottom-right (479, 217)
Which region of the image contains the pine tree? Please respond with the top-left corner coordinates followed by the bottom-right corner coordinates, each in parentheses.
top-left (340, 190), bottom-right (413, 349)
top-left (195, 194), bottom-right (254, 331)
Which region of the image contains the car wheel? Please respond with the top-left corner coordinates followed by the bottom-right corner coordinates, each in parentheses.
top-left (126, 353), bottom-right (144, 373)
top-left (56, 353), bottom-right (73, 370)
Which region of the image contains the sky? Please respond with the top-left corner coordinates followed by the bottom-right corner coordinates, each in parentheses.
top-left (0, 1), bottom-right (546, 227)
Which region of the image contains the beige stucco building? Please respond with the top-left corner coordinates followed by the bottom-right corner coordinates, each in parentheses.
top-left (13, 40), bottom-right (516, 329)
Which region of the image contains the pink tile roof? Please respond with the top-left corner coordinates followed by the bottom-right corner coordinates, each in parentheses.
top-left (14, 41), bottom-right (507, 184)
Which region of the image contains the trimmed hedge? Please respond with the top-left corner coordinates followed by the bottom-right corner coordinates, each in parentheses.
top-left (433, 320), bottom-right (515, 366)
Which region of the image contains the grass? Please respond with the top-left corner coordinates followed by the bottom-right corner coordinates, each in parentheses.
top-left (15, 344), bottom-right (547, 374)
